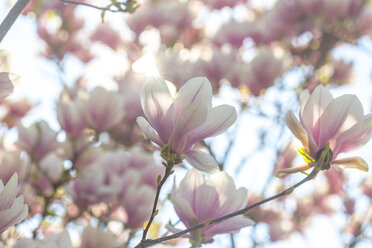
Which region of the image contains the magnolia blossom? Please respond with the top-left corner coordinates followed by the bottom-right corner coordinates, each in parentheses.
top-left (16, 121), bottom-right (60, 161)
top-left (169, 169), bottom-right (254, 244)
top-left (280, 85), bottom-right (372, 175)
top-left (0, 173), bottom-right (28, 234)
top-left (13, 230), bottom-right (72, 248)
top-left (137, 77), bottom-right (237, 173)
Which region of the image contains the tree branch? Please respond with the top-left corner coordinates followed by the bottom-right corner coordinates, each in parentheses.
top-left (0, 0), bottom-right (31, 43)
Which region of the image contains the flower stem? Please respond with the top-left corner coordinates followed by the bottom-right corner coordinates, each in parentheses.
top-left (138, 166), bottom-right (320, 248)
top-left (136, 161), bottom-right (174, 248)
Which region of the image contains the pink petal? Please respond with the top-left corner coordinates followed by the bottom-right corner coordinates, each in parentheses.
top-left (203, 215), bottom-right (254, 242)
top-left (0, 173), bottom-right (18, 211)
top-left (177, 169), bottom-right (205, 207)
top-left (318, 95), bottom-right (364, 150)
top-left (186, 105), bottom-right (237, 150)
top-left (184, 150), bottom-right (219, 174)
top-left (300, 85), bottom-right (333, 139)
top-left (194, 184), bottom-right (220, 222)
top-left (171, 195), bottom-right (197, 228)
top-left (136, 116), bottom-right (163, 146)
top-left (0, 196), bottom-right (28, 234)
top-left (141, 76), bottom-right (173, 141)
top-left (286, 110), bottom-right (315, 153)
top-left (333, 114), bottom-right (372, 156)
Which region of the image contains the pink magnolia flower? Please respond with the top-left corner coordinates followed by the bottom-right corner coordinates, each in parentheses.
top-left (0, 150), bottom-right (29, 185)
top-left (13, 230), bottom-right (72, 248)
top-left (57, 90), bottom-right (86, 137)
top-left (16, 121), bottom-right (60, 161)
top-left (281, 85), bottom-right (372, 175)
top-left (80, 226), bottom-right (116, 248)
top-left (83, 87), bottom-right (124, 132)
top-left (169, 169), bottom-right (253, 244)
top-left (137, 77), bottom-right (237, 173)
top-left (0, 173), bottom-right (28, 234)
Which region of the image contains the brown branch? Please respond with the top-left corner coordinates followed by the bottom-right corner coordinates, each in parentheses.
top-left (136, 166), bottom-right (320, 248)
top-left (0, 0), bottom-right (31, 43)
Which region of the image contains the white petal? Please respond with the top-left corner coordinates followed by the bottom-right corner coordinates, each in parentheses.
top-left (0, 173), bottom-right (18, 211)
top-left (0, 73), bottom-right (15, 99)
top-left (184, 150), bottom-right (219, 174)
top-left (171, 195), bottom-right (197, 227)
top-left (285, 111), bottom-right (310, 151)
top-left (194, 184), bottom-right (220, 221)
top-left (140, 76), bottom-right (173, 140)
top-left (318, 94), bottom-right (364, 149)
top-left (0, 196), bottom-right (28, 234)
top-left (300, 85), bottom-right (333, 136)
top-left (136, 116), bottom-right (163, 146)
top-left (178, 169), bottom-right (205, 205)
top-left (333, 114), bottom-right (372, 156)
top-left (186, 105), bottom-right (237, 149)
top-left (332, 157), bottom-right (368, 172)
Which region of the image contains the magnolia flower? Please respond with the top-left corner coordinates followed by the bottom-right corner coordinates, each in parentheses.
top-left (169, 169), bottom-right (253, 244)
top-left (0, 173), bottom-right (28, 234)
top-left (16, 121), bottom-right (60, 161)
top-left (279, 85), bottom-right (372, 175)
top-left (137, 77), bottom-right (237, 173)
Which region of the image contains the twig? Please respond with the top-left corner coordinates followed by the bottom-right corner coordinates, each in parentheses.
top-left (61, 0), bottom-right (119, 12)
top-left (0, 0), bottom-right (31, 43)
top-left (136, 161), bottom-right (174, 247)
top-left (137, 166), bottom-right (320, 247)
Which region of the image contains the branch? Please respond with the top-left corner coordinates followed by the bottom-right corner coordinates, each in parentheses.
top-left (137, 166), bottom-right (320, 248)
top-left (0, 0), bottom-right (31, 43)
top-left (136, 161), bottom-right (174, 246)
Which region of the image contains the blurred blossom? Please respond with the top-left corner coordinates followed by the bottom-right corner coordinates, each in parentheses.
top-left (137, 77), bottom-right (237, 173)
top-left (214, 21), bottom-right (251, 48)
top-left (90, 23), bottom-right (122, 50)
top-left (1, 98), bottom-right (34, 128)
top-left (16, 121), bottom-right (60, 161)
top-left (121, 184), bottom-right (155, 229)
top-left (80, 226), bottom-right (116, 248)
top-left (35, 154), bottom-right (64, 194)
top-left (67, 165), bottom-right (121, 208)
top-left (169, 169), bottom-right (253, 244)
top-left (201, 0), bottom-right (244, 9)
top-left (0, 174), bottom-right (28, 234)
top-left (0, 150), bottom-right (29, 185)
top-left (83, 87), bottom-right (125, 132)
top-left (13, 230), bottom-right (72, 248)
top-left (247, 48), bottom-right (284, 96)
top-left (358, 4), bottom-right (372, 36)
top-left (57, 90), bottom-right (87, 137)
top-left (274, 142), bottom-right (297, 177)
top-left (0, 50), bottom-right (16, 100)
top-left (281, 85), bottom-right (372, 175)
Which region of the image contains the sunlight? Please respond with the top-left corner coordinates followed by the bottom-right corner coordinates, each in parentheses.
top-left (132, 53), bottom-right (160, 77)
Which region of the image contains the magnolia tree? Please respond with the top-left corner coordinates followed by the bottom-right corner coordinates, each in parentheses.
top-left (1, 0), bottom-right (372, 247)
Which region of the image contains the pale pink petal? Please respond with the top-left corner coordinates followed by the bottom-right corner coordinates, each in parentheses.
top-left (141, 76), bottom-right (173, 141)
top-left (0, 196), bottom-right (28, 234)
top-left (285, 111), bottom-right (312, 151)
top-left (0, 173), bottom-right (18, 211)
top-left (333, 114), bottom-right (372, 156)
top-left (194, 184), bottom-right (220, 221)
top-left (171, 195), bottom-right (197, 227)
top-left (173, 77), bottom-right (212, 121)
top-left (184, 150), bottom-right (219, 174)
top-left (203, 215), bottom-right (254, 242)
top-left (300, 85), bottom-right (333, 138)
top-left (0, 73), bottom-right (15, 99)
top-left (332, 157), bottom-right (369, 172)
top-left (318, 95), bottom-right (364, 150)
top-left (45, 230), bottom-right (73, 248)
top-left (136, 116), bottom-right (163, 146)
top-left (168, 102), bottom-right (208, 154)
top-left (186, 105), bottom-right (237, 149)
top-left (177, 169), bottom-right (205, 207)
top-left (217, 188), bottom-right (248, 217)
